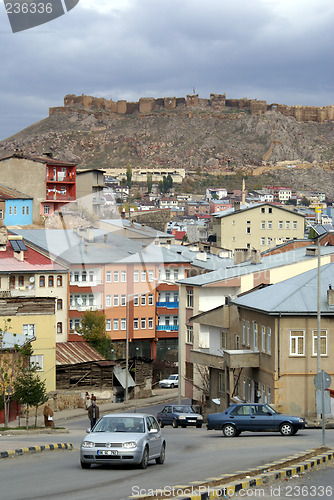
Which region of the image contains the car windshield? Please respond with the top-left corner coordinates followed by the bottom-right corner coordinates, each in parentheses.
top-left (264, 405), bottom-right (278, 415)
top-left (173, 405), bottom-right (195, 413)
top-left (168, 375), bottom-right (177, 380)
top-left (93, 416), bottom-right (145, 433)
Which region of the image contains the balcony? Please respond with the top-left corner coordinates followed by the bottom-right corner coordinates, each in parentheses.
top-left (190, 349), bottom-right (224, 369)
top-left (156, 301), bottom-right (179, 308)
top-left (69, 304), bottom-right (102, 312)
top-left (156, 325), bottom-right (179, 331)
top-left (70, 280), bottom-right (103, 287)
top-left (223, 349), bottom-right (260, 369)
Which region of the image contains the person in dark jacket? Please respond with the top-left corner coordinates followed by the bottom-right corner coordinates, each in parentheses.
top-left (43, 405), bottom-right (54, 428)
top-left (88, 400), bottom-right (100, 430)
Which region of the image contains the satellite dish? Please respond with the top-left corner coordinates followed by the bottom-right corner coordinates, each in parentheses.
top-left (77, 297), bottom-right (83, 305)
top-left (29, 277), bottom-right (35, 283)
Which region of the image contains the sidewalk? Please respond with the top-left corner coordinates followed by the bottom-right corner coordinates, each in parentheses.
top-left (0, 388), bottom-right (178, 455)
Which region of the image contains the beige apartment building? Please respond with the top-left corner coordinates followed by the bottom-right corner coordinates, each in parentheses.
top-left (212, 203), bottom-right (305, 252)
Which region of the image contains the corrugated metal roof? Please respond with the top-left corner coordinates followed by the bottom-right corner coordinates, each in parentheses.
top-left (1, 331), bottom-right (35, 349)
top-left (232, 262), bottom-right (334, 315)
top-left (56, 342), bottom-right (109, 366)
top-left (0, 183), bottom-right (32, 201)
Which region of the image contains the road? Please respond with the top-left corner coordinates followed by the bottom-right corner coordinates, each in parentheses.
top-left (1, 402), bottom-right (334, 500)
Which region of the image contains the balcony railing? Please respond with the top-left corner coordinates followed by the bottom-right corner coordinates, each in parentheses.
top-left (156, 325), bottom-right (179, 331)
top-left (70, 280), bottom-right (103, 287)
top-left (156, 301), bottom-right (179, 308)
top-left (69, 304), bottom-right (102, 311)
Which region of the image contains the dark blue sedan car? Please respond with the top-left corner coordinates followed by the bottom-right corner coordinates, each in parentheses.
top-left (207, 403), bottom-right (306, 437)
top-left (157, 405), bottom-right (204, 428)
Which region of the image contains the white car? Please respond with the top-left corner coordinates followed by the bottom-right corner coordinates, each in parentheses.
top-left (159, 374), bottom-right (178, 388)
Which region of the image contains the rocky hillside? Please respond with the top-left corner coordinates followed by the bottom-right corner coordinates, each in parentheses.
top-left (1, 104), bottom-right (334, 196)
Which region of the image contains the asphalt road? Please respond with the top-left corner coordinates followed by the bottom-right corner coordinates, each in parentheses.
top-left (1, 402), bottom-right (334, 500)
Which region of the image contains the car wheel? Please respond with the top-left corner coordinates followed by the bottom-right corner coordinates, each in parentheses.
top-left (139, 446), bottom-right (149, 469)
top-left (158, 419), bottom-right (164, 428)
top-left (155, 443), bottom-right (166, 465)
top-left (222, 424), bottom-right (237, 437)
top-left (172, 419), bottom-right (178, 428)
top-left (170, 384), bottom-right (175, 388)
top-left (196, 423), bottom-right (202, 428)
top-left (279, 422), bottom-right (294, 436)
top-left (80, 461), bottom-right (91, 469)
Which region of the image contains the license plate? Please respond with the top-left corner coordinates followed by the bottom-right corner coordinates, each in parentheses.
top-left (188, 419), bottom-right (196, 422)
top-left (97, 450), bottom-right (117, 456)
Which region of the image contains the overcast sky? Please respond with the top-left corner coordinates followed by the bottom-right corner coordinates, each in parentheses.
top-left (0, 0), bottom-right (333, 141)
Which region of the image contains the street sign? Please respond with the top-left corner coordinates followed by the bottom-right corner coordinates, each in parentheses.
top-left (314, 371), bottom-right (331, 391)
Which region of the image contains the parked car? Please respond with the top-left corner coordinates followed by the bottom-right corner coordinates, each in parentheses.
top-left (159, 374), bottom-right (178, 388)
top-left (207, 403), bottom-right (306, 437)
top-left (157, 404), bottom-right (203, 428)
top-left (80, 413), bottom-right (166, 469)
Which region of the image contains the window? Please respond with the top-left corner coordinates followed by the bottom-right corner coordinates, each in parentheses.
top-left (246, 321), bottom-right (250, 346)
top-left (293, 221), bottom-right (298, 230)
top-left (57, 322), bottom-right (63, 334)
top-left (22, 206), bottom-right (25, 215)
top-left (106, 319), bottom-right (111, 331)
top-left (106, 295), bottom-right (112, 307)
top-left (23, 324), bottom-right (35, 337)
top-left (74, 272), bottom-right (79, 282)
top-left (30, 354), bottom-right (43, 371)
top-left (121, 318), bottom-right (126, 330)
top-left (82, 271), bottom-right (87, 282)
top-left (121, 294), bottom-right (126, 306)
top-left (173, 269), bottom-right (179, 280)
top-left (148, 317), bottom-right (154, 329)
top-left (134, 271), bottom-right (139, 282)
top-left (141, 271), bottom-right (146, 282)
top-left (187, 288), bottom-right (193, 308)
top-left (173, 316), bottom-right (178, 326)
top-left (9, 276), bottom-right (15, 288)
top-left (148, 293), bottom-right (154, 305)
top-left (185, 362), bottom-right (193, 381)
top-left (113, 271), bottom-right (119, 282)
top-left (48, 275), bottom-right (54, 287)
top-left (89, 271), bottom-right (94, 282)
top-left (165, 269), bottom-right (171, 280)
top-left (267, 387), bottom-right (271, 404)
top-left (133, 318), bottom-right (139, 329)
top-left (290, 330), bottom-right (305, 356)
top-left (61, 186), bottom-right (66, 195)
top-left (268, 207), bottom-right (272, 213)
top-left (267, 327), bottom-right (271, 354)
top-left (165, 292), bottom-right (170, 303)
top-left (148, 270), bottom-right (154, 282)
top-left (113, 295), bottom-right (119, 307)
top-left (39, 276), bottom-right (45, 287)
top-left (253, 322), bottom-right (258, 351)
top-left (221, 331), bottom-right (227, 349)
top-left (286, 221), bottom-right (290, 229)
top-left (312, 330), bottom-right (327, 356)
top-left (113, 319), bottom-right (119, 331)
top-left (57, 299), bottom-right (63, 310)
top-left (9, 206), bottom-right (12, 215)
top-left (141, 294), bottom-right (146, 306)
top-left (141, 318), bottom-right (146, 329)
top-left (121, 270), bottom-right (126, 282)
top-left (235, 335), bottom-right (240, 349)
top-left (26, 206), bottom-right (29, 215)
top-left (18, 275), bottom-right (24, 287)
top-left (267, 221), bottom-right (272, 229)
top-left (133, 295), bottom-right (139, 306)
top-left (246, 227), bottom-right (251, 234)
top-left (165, 316), bottom-right (170, 326)
top-left (57, 275), bottom-right (62, 287)
top-left (261, 326), bottom-right (266, 352)
top-left (278, 220), bottom-right (283, 229)
top-left (174, 291), bottom-right (179, 302)
top-left (261, 237), bottom-right (266, 246)
top-left (242, 376), bottom-right (246, 400)
top-left (218, 371), bottom-right (225, 392)
top-left (242, 320), bottom-right (246, 344)
top-left (14, 206), bottom-right (17, 215)
top-left (261, 207), bottom-right (265, 213)
top-left (44, 205), bottom-right (50, 215)
top-left (106, 271), bottom-right (112, 282)
top-left (0, 209), bottom-right (3, 219)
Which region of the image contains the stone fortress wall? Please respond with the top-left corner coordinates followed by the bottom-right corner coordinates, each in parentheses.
top-left (49, 93), bottom-right (334, 123)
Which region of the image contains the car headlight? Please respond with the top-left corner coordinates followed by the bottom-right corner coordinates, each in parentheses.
top-left (197, 415), bottom-right (203, 420)
top-left (298, 418), bottom-right (305, 423)
top-left (178, 416), bottom-right (186, 419)
top-left (82, 441), bottom-right (94, 448)
top-left (122, 441), bottom-right (137, 449)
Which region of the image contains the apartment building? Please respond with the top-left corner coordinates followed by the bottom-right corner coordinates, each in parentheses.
top-left (212, 202), bottom-right (305, 252)
top-left (0, 153), bottom-right (76, 223)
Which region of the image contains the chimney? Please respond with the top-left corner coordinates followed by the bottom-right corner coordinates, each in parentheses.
top-left (234, 201), bottom-right (241, 212)
top-left (234, 248), bottom-right (251, 265)
top-left (251, 249), bottom-right (261, 264)
top-left (328, 285), bottom-right (334, 306)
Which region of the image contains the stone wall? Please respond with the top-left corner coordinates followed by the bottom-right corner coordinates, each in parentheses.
top-left (50, 93), bottom-right (334, 123)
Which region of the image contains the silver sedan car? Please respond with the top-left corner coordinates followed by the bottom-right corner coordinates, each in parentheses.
top-left (80, 413), bottom-right (166, 469)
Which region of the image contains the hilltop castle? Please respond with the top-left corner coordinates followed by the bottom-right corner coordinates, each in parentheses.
top-left (49, 93), bottom-right (334, 123)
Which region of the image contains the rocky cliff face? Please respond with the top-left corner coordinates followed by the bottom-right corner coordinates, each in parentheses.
top-left (1, 104), bottom-right (333, 196)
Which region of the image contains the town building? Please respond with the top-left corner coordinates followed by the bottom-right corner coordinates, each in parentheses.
top-left (76, 168), bottom-right (106, 216)
top-left (0, 153), bottom-right (77, 223)
top-left (0, 184), bottom-right (33, 226)
top-left (212, 202), bottom-right (305, 252)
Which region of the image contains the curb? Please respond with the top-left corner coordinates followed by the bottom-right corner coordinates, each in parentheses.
top-left (130, 449), bottom-right (334, 500)
top-left (0, 442), bottom-right (73, 460)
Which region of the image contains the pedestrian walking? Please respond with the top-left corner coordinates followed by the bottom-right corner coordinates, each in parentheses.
top-left (88, 400), bottom-right (99, 430)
